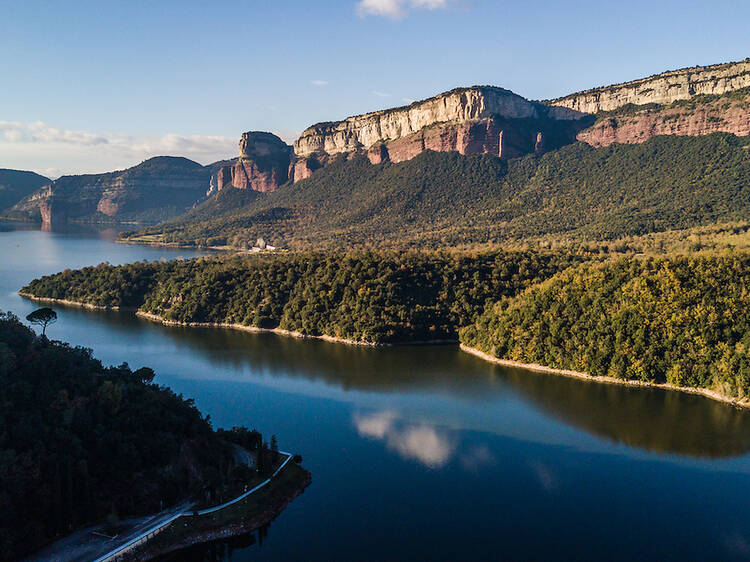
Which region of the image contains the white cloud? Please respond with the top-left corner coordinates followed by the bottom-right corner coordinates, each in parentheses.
top-left (0, 120), bottom-right (242, 176)
top-left (356, 0), bottom-right (449, 18)
top-left (402, 97), bottom-right (416, 104)
top-left (310, 79), bottom-right (329, 87)
top-left (372, 90), bottom-right (392, 98)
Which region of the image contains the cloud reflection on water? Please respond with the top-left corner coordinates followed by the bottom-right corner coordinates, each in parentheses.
top-left (354, 410), bottom-right (497, 470)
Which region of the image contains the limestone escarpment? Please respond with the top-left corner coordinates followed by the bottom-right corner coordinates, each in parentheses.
top-left (547, 59), bottom-right (750, 114)
top-left (207, 132), bottom-right (292, 194)
top-left (290, 86), bottom-right (591, 181)
top-left (6, 156), bottom-right (210, 225)
top-left (576, 89), bottom-right (750, 147)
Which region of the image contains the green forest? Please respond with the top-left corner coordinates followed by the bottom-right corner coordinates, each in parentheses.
top-left (460, 254), bottom-right (750, 399)
top-left (122, 133), bottom-right (750, 250)
top-left (0, 311), bottom-right (277, 559)
top-left (22, 249), bottom-right (750, 401)
top-left (23, 250), bottom-right (581, 344)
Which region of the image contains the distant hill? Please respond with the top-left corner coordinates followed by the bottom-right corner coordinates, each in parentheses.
top-left (3, 156), bottom-right (211, 225)
top-left (0, 169), bottom-right (50, 213)
top-left (122, 133), bottom-right (750, 250)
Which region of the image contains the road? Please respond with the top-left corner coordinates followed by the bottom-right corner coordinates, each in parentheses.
top-left (25, 502), bottom-right (192, 562)
top-left (26, 448), bottom-right (288, 561)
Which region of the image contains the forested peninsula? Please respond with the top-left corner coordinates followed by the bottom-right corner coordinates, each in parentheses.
top-left (20, 250), bottom-right (750, 406)
top-left (21, 250), bottom-right (581, 343)
top-left (0, 311), bottom-right (308, 560)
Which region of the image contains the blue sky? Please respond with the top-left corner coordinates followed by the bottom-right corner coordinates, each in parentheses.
top-left (1, 0), bottom-right (748, 176)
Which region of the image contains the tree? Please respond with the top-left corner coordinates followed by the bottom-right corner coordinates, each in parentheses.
top-left (26, 307), bottom-right (57, 336)
top-left (270, 435), bottom-right (278, 453)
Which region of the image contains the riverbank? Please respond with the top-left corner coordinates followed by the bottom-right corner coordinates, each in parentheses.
top-left (136, 311), bottom-right (457, 347)
top-left (17, 291), bottom-right (456, 347)
top-left (460, 344), bottom-right (750, 410)
top-left (18, 292), bottom-right (749, 409)
top-left (116, 235), bottom-right (235, 252)
top-left (17, 292), bottom-right (136, 311)
top-left (130, 463), bottom-right (311, 561)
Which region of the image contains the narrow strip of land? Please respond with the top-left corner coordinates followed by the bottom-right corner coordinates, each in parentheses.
top-left (460, 344), bottom-right (750, 410)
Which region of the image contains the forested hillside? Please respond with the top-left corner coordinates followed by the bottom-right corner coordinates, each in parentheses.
top-left (22, 250), bottom-right (581, 343)
top-left (0, 312), bottom-right (264, 559)
top-left (0, 168), bottom-right (50, 212)
top-left (122, 133), bottom-right (750, 249)
top-left (460, 254), bottom-right (750, 400)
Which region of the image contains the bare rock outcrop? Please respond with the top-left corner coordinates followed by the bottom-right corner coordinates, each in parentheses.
top-left (208, 132), bottom-right (293, 194)
top-left (547, 59), bottom-right (750, 115)
top-left (289, 86), bottom-right (590, 181)
top-left (577, 90), bottom-right (750, 147)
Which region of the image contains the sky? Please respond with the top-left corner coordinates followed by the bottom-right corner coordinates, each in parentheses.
top-left (1, 0), bottom-right (748, 177)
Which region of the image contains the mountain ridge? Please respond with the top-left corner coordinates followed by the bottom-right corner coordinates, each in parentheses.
top-left (5, 156), bottom-right (211, 225)
top-left (0, 169), bottom-right (51, 213)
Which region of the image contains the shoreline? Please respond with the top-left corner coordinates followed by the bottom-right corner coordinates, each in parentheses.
top-left (131, 465), bottom-right (311, 561)
top-left (18, 292), bottom-right (456, 347)
top-left (17, 292), bottom-right (137, 311)
top-left (136, 311), bottom-right (457, 347)
top-left (116, 237), bottom-right (235, 252)
top-left (460, 344), bottom-right (750, 410)
top-left (18, 292), bottom-right (750, 409)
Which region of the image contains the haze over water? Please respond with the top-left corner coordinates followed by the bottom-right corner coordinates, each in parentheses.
top-left (2, 222), bottom-right (750, 561)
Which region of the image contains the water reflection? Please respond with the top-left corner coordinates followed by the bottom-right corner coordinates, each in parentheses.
top-left (22, 302), bottom-right (750, 460)
top-left (157, 524), bottom-right (269, 561)
top-left (354, 410), bottom-right (500, 470)
top-left (354, 411), bottom-right (457, 468)
top-left (143, 319), bottom-right (750, 459)
top-left (498, 365), bottom-right (750, 458)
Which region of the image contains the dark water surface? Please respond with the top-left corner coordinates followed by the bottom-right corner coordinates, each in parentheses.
top-left (2, 222), bottom-right (749, 561)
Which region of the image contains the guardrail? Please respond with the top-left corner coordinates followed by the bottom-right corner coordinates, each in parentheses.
top-left (94, 451), bottom-right (293, 561)
top-left (92, 511), bottom-right (185, 562)
top-left (196, 451), bottom-right (292, 516)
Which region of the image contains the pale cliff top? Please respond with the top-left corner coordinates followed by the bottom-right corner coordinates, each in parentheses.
top-left (546, 58), bottom-right (750, 103)
top-left (301, 85), bottom-right (521, 133)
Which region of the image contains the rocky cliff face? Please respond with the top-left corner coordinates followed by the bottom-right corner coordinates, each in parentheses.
top-left (576, 89), bottom-right (750, 147)
top-left (291, 86), bottom-right (590, 181)
top-left (207, 132), bottom-right (292, 195)
top-left (7, 157), bottom-right (210, 225)
top-left (547, 59), bottom-right (750, 114)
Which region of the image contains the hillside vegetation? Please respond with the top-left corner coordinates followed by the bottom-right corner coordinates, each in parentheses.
top-left (22, 250), bottom-right (581, 343)
top-left (123, 133), bottom-right (750, 249)
top-left (460, 254), bottom-right (750, 400)
top-left (0, 169), bottom-right (50, 213)
top-left (0, 311), bottom-right (284, 559)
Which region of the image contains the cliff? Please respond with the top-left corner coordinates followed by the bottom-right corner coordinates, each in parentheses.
top-left (207, 132), bottom-right (292, 195)
top-left (547, 58), bottom-right (750, 114)
top-left (0, 169), bottom-right (50, 213)
top-left (291, 86), bottom-right (591, 180)
top-left (6, 156), bottom-right (210, 225)
top-left (576, 88), bottom-right (750, 147)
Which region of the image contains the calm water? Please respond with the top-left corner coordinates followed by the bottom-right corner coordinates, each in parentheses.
top-left (2, 222), bottom-right (750, 561)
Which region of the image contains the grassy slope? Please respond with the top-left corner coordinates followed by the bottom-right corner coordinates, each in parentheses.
top-left (124, 133), bottom-right (750, 249)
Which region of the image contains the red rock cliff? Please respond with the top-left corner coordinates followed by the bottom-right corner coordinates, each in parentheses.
top-left (575, 89), bottom-right (750, 147)
top-left (209, 132), bottom-right (293, 194)
top-left (289, 86), bottom-right (591, 182)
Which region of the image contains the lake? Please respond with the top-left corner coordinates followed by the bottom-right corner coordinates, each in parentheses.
top-left (2, 222), bottom-right (749, 561)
